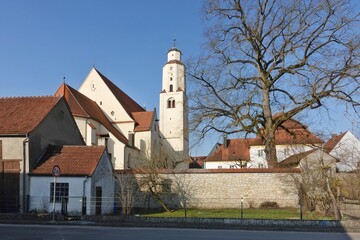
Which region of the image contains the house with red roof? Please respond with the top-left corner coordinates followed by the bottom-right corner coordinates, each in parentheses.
top-left (324, 131), bottom-right (360, 172)
top-left (29, 145), bottom-right (114, 215)
top-left (0, 96), bottom-right (84, 213)
top-left (204, 116), bottom-right (324, 169)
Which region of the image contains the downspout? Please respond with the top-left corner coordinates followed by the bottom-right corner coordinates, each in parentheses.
top-left (82, 176), bottom-right (88, 216)
top-left (22, 135), bottom-right (29, 213)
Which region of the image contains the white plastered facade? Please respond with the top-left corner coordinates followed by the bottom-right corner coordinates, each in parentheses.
top-left (159, 48), bottom-right (189, 162)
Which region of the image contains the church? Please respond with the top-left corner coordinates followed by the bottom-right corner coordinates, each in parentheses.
top-left (55, 46), bottom-right (189, 170)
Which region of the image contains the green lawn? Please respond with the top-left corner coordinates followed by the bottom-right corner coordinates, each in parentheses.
top-left (138, 208), bottom-right (333, 220)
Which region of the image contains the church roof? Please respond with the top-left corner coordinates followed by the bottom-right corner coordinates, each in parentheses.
top-left (132, 111), bottom-right (155, 132)
top-left (31, 145), bottom-right (108, 176)
top-left (94, 68), bottom-right (145, 118)
top-left (165, 60), bottom-right (184, 66)
top-left (0, 96), bottom-right (61, 135)
top-left (55, 83), bottom-right (128, 145)
top-left (168, 46), bottom-right (182, 54)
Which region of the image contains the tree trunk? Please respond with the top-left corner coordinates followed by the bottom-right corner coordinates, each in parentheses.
top-left (260, 71), bottom-right (278, 167)
top-left (149, 188), bottom-right (172, 212)
top-left (264, 131), bottom-right (278, 168)
top-left (325, 176), bottom-right (341, 220)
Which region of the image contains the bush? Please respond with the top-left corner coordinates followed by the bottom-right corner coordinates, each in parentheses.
top-left (259, 201), bottom-right (279, 209)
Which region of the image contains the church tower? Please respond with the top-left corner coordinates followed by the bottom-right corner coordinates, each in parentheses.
top-left (159, 46), bottom-right (189, 161)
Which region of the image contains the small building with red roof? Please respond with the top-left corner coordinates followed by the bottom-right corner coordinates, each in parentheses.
top-left (29, 145), bottom-right (114, 215)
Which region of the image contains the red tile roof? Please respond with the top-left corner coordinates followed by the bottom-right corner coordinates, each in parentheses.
top-left (31, 145), bottom-right (108, 176)
top-left (94, 68), bottom-right (145, 118)
top-left (254, 116), bottom-right (324, 145)
top-left (189, 156), bottom-right (206, 168)
top-left (206, 116), bottom-right (323, 162)
top-left (0, 96), bottom-right (61, 135)
top-left (132, 111), bottom-right (155, 132)
top-left (323, 132), bottom-right (347, 153)
top-left (55, 83), bottom-right (128, 145)
top-left (206, 138), bottom-right (259, 162)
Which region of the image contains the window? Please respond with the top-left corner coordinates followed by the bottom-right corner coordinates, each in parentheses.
top-left (258, 150), bottom-right (264, 157)
top-left (170, 77), bottom-right (173, 81)
top-left (170, 66), bottom-right (173, 70)
top-left (50, 182), bottom-right (69, 203)
top-left (283, 148), bottom-right (289, 156)
top-left (258, 163), bottom-right (264, 168)
top-left (167, 98), bottom-right (175, 108)
top-left (169, 84), bottom-right (173, 92)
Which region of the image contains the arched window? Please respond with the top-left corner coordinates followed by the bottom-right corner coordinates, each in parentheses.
top-left (167, 98), bottom-right (175, 108)
top-left (169, 84), bottom-right (173, 92)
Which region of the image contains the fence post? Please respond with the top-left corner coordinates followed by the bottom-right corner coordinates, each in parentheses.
top-left (82, 196), bottom-right (86, 215)
top-left (299, 198), bottom-right (303, 221)
top-left (241, 197), bottom-right (243, 219)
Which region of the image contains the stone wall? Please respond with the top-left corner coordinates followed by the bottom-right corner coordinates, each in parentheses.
top-left (121, 169), bottom-right (300, 209)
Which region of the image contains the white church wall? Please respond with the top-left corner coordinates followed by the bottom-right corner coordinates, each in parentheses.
top-left (79, 69), bottom-right (133, 123)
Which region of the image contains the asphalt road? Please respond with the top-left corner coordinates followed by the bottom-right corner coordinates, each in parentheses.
top-left (1, 224), bottom-right (360, 240)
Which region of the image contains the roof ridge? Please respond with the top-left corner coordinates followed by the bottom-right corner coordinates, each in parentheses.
top-left (0, 95), bottom-right (60, 99)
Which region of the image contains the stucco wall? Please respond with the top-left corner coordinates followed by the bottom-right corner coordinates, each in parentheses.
top-left (89, 152), bottom-right (115, 215)
top-left (29, 176), bottom-right (87, 214)
top-left (126, 170), bottom-right (299, 209)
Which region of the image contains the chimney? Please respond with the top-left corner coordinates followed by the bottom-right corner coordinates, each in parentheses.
top-left (223, 134), bottom-right (228, 149)
top-left (128, 132), bottom-right (134, 147)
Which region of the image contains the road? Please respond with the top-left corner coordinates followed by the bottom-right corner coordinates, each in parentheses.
top-left (0, 224), bottom-right (360, 240)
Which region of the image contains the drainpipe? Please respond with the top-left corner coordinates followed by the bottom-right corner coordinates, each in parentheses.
top-left (22, 135), bottom-right (29, 214)
top-left (82, 176), bottom-right (88, 215)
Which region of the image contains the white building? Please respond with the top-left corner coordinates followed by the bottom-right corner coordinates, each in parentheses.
top-left (324, 131), bottom-right (360, 172)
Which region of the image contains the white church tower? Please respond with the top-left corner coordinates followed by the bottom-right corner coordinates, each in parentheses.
top-left (159, 45), bottom-right (189, 162)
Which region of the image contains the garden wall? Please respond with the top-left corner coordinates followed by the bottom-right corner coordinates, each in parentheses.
top-left (123, 169), bottom-right (300, 209)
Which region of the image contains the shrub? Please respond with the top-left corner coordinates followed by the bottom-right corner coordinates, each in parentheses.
top-left (259, 201), bottom-right (279, 209)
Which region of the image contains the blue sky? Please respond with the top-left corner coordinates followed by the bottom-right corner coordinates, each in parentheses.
top-left (0, 1), bottom-right (358, 156)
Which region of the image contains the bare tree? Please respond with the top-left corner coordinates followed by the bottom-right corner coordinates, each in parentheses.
top-left (188, 0), bottom-right (360, 167)
top-left (172, 173), bottom-right (198, 217)
top-left (114, 172), bottom-right (138, 216)
top-left (285, 151), bottom-right (341, 219)
top-left (136, 141), bottom-right (186, 212)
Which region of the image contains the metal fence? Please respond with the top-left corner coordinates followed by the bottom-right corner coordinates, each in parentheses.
top-left (28, 195), bottom-right (115, 216)
top-left (0, 195), bottom-right (19, 213)
top-left (2, 195), bottom-right (359, 221)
